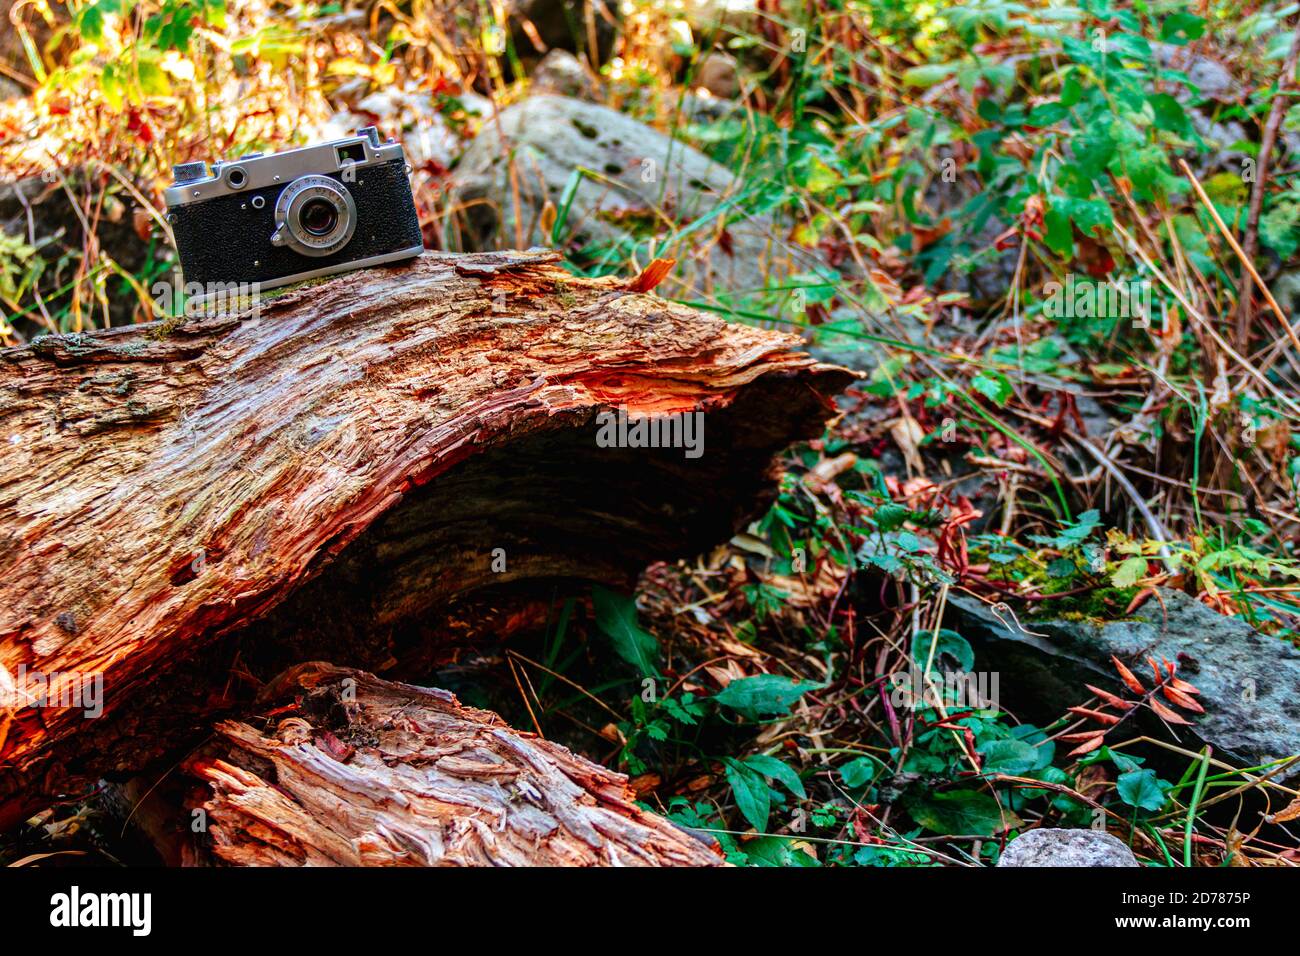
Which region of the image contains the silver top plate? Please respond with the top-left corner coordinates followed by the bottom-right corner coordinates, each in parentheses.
top-left (164, 133), bottom-right (406, 209)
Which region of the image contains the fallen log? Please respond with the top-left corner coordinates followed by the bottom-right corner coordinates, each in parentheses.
top-left (174, 663), bottom-right (725, 866)
top-left (0, 249), bottom-right (853, 830)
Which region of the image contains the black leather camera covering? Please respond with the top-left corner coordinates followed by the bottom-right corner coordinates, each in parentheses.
top-left (169, 157), bottom-right (423, 287)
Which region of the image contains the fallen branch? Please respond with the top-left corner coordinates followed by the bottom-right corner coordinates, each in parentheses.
top-left (0, 250), bottom-right (853, 829)
top-left (180, 663), bottom-right (725, 866)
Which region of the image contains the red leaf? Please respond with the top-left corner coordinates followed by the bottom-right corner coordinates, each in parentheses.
top-left (627, 258), bottom-right (676, 294)
top-left (1075, 232), bottom-right (1115, 278)
top-left (1069, 735), bottom-right (1106, 756)
top-left (316, 731), bottom-right (355, 761)
top-left (1069, 706), bottom-right (1121, 725)
top-left (1162, 685), bottom-right (1205, 713)
top-left (1085, 684), bottom-right (1136, 710)
top-left (1059, 729), bottom-right (1108, 743)
top-left (1148, 699), bottom-right (1192, 725)
top-left (1111, 655), bottom-right (1146, 695)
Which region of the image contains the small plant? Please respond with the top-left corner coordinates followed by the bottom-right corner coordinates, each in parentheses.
top-left (1060, 654), bottom-right (1204, 756)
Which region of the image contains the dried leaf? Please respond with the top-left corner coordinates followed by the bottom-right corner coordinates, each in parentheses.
top-left (1148, 698), bottom-right (1192, 725)
top-left (1169, 676), bottom-right (1201, 696)
top-left (1068, 706), bottom-right (1121, 725)
top-left (1111, 655), bottom-right (1146, 694)
top-left (629, 773), bottom-right (661, 797)
top-left (1085, 684), bottom-right (1136, 710)
top-left (1068, 735), bottom-right (1106, 756)
top-left (133, 206), bottom-right (153, 243)
top-left (1124, 587), bottom-right (1155, 615)
top-left (1059, 729), bottom-right (1108, 742)
top-left (1161, 684), bottom-right (1206, 713)
top-left (1268, 796), bottom-right (1300, 824)
top-left (628, 258), bottom-right (677, 294)
top-left (539, 200), bottom-right (557, 236)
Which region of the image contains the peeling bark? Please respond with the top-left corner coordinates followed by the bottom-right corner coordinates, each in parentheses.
top-left (183, 663), bottom-right (724, 866)
top-left (0, 250), bottom-right (852, 830)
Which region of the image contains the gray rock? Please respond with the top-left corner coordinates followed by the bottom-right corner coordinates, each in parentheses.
top-left (318, 87), bottom-right (486, 172)
top-left (923, 146), bottom-right (1018, 309)
top-left (1154, 42), bottom-right (1238, 103)
top-left (679, 0), bottom-right (758, 34)
top-left (946, 589), bottom-right (1300, 781)
top-left (998, 828), bottom-right (1138, 867)
top-left (1274, 270), bottom-right (1300, 323)
top-left (695, 52), bottom-right (740, 100)
top-left (448, 94), bottom-right (832, 299)
top-left (506, 0), bottom-right (617, 64)
top-left (673, 90), bottom-right (746, 125)
top-left (531, 49), bottom-right (598, 100)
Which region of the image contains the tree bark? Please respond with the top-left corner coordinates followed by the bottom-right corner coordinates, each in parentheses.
top-left (176, 662), bottom-right (724, 866)
top-left (0, 249), bottom-right (852, 831)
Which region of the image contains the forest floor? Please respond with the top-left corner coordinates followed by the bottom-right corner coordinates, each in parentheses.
top-left (2, 0), bottom-right (1300, 867)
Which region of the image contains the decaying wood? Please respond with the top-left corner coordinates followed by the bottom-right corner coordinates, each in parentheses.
top-left (181, 663), bottom-right (724, 866)
top-left (0, 249), bottom-right (853, 830)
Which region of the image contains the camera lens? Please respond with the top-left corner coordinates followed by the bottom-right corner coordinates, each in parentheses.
top-left (299, 198), bottom-right (339, 237)
top-left (273, 174), bottom-right (357, 257)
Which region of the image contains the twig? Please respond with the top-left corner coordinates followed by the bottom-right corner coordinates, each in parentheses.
top-left (1179, 158), bottom-right (1295, 353)
top-left (1235, 16), bottom-right (1300, 347)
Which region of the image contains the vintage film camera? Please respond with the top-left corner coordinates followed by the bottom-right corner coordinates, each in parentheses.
top-left (165, 126), bottom-right (424, 291)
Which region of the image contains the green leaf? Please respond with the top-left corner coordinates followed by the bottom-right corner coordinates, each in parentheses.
top-left (1047, 557), bottom-right (1078, 579)
top-left (840, 756), bottom-right (878, 788)
top-left (714, 674), bottom-right (816, 720)
top-left (1060, 71), bottom-right (1083, 108)
top-left (723, 758), bottom-right (771, 830)
top-left (77, 2), bottom-right (106, 42)
top-left (1044, 206), bottom-right (1074, 257)
top-left (874, 502), bottom-right (911, 532)
top-left (1117, 768), bottom-right (1168, 811)
top-left (591, 586), bottom-right (660, 677)
top-left (1111, 555), bottom-right (1148, 588)
top-left (744, 754), bottom-right (807, 799)
top-left (911, 628), bottom-right (975, 673)
top-left (1161, 12), bottom-right (1205, 45)
top-left (739, 835), bottom-right (821, 867)
top-left (550, 167), bottom-right (587, 244)
top-left (1026, 101), bottom-right (1068, 126)
top-left (907, 790), bottom-right (1012, 837)
top-left (978, 739), bottom-right (1040, 775)
top-left (903, 63), bottom-right (958, 88)
top-left (1147, 93), bottom-right (1189, 135)
top-left (971, 370), bottom-right (1013, 406)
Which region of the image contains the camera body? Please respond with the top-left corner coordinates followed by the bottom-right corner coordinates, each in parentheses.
top-left (164, 127), bottom-right (424, 291)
